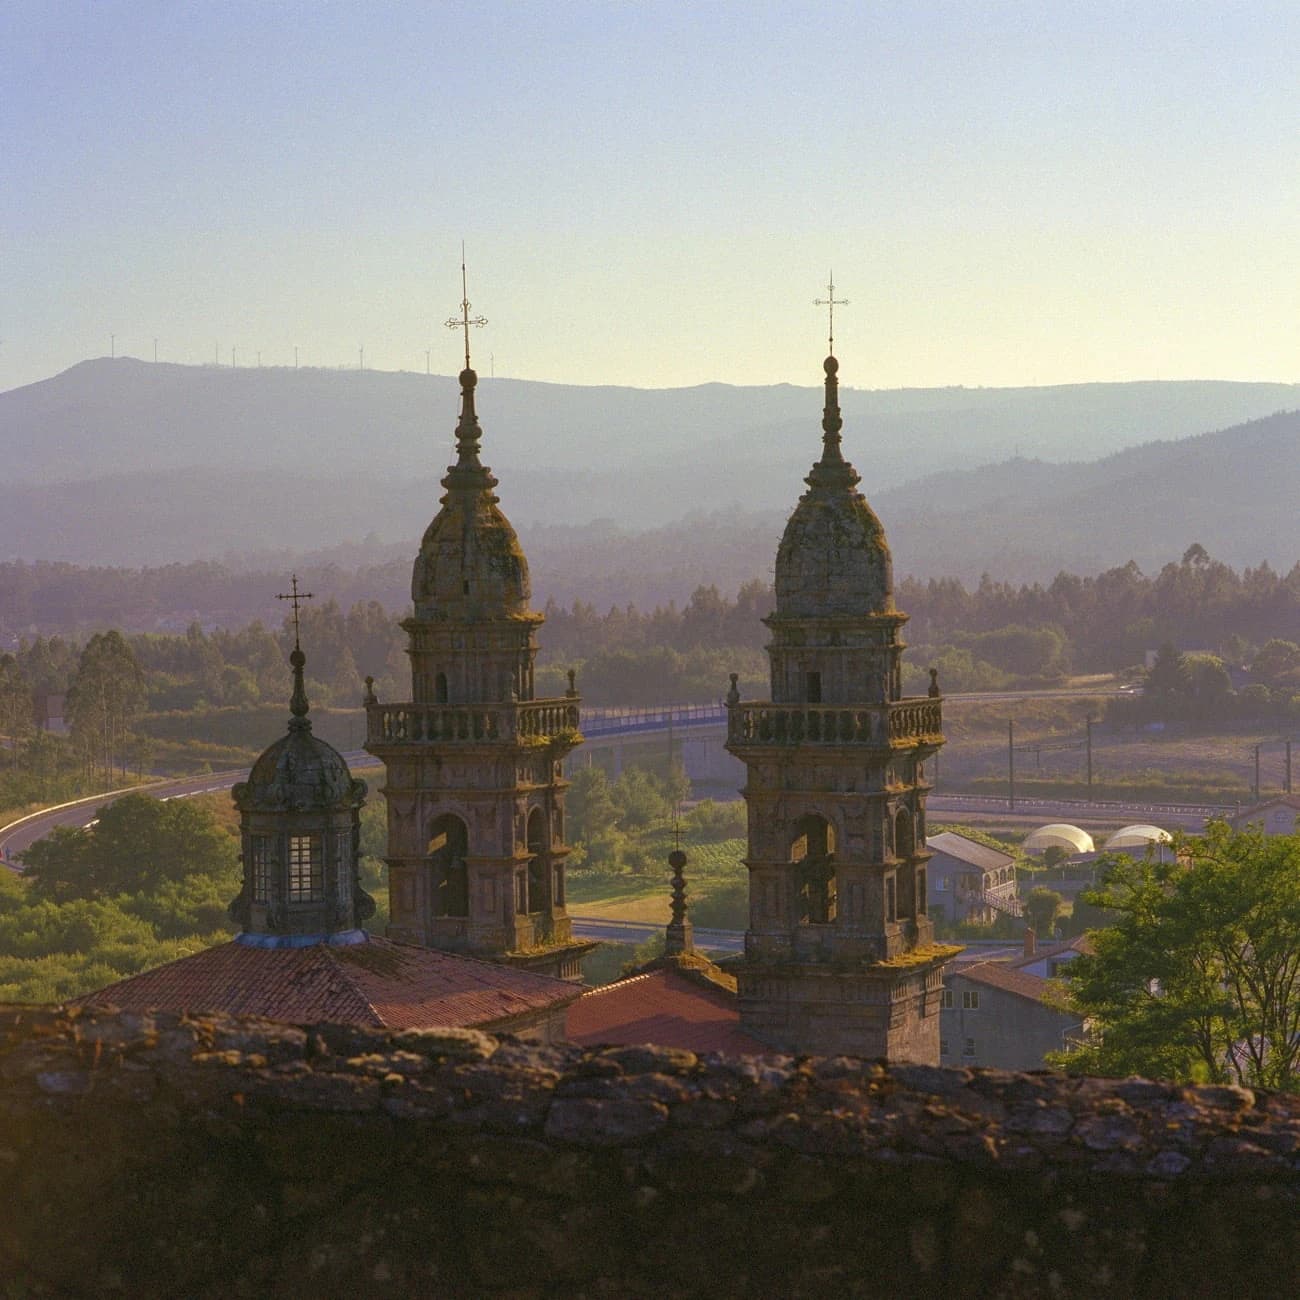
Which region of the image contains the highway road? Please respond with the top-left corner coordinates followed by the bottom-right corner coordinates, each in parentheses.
top-left (569, 916), bottom-right (743, 953)
top-left (2, 718), bottom-right (1219, 872)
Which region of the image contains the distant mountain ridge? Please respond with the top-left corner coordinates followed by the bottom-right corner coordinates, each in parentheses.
top-left (0, 359), bottom-right (1297, 587)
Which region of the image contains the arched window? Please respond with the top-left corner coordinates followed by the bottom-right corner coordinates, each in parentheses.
top-left (435, 672), bottom-right (449, 704)
top-left (428, 814), bottom-right (469, 917)
top-left (791, 814), bottom-right (836, 924)
top-left (894, 810), bottom-right (916, 921)
top-left (895, 809), bottom-right (914, 859)
top-left (526, 808), bottom-right (548, 914)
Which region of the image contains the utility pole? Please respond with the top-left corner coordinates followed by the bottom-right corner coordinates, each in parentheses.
top-left (1287, 741), bottom-right (1293, 795)
top-left (425, 348), bottom-right (430, 375)
top-left (231, 345), bottom-right (236, 368)
top-left (214, 341), bottom-right (219, 366)
top-left (1008, 718), bottom-right (1016, 812)
top-left (110, 333), bottom-right (115, 359)
top-left (257, 350), bottom-right (262, 368)
top-left (359, 344), bottom-right (364, 371)
top-left (294, 345), bottom-right (299, 369)
top-left (1254, 743), bottom-right (1262, 801)
top-left (1086, 713), bottom-right (1094, 802)
top-left (153, 338), bottom-right (158, 363)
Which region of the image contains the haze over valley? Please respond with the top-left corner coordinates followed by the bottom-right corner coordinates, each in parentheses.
top-left (2, 359), bottom-right (1298, 606)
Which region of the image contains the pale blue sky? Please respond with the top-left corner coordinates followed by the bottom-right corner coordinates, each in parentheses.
top-left (2, 1), bottom-right (1297, 392)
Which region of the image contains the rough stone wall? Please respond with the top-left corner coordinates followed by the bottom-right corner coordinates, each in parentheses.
top-left (2, 1004), bottom-right (1299, 1299)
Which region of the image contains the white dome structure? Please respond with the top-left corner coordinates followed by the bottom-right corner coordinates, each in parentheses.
top-left (1023, 823), bottom-right (1095, 855)
top-left (1103, 824), bottom-right (1173, 850)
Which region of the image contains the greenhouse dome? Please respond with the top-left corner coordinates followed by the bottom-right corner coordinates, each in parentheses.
top-left (1023, 823), bottom-right (1095, 855)
top-left (1103, 824), bottom-right (1173, 850)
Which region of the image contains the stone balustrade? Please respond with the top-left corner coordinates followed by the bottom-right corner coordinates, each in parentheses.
top-left (367, 698), bottom-right (581, 747)
top-left (727, 697), bottom-right (942, 748)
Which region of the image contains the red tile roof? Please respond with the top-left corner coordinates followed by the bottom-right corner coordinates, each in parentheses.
top-left (1008, 934), bottom-right (1094, 971)
top-left (955, 961), bottom-right (1053, 1004)
top-left (78, 936), bottom-right (582, 1031)
top-left (566, 967), bottom-right (767, 1055)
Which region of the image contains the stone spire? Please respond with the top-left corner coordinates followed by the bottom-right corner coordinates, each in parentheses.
top-left (805, 354), bottom-right (861, 491)
top-left (664, 847), bottom-right (694, 957)
top-left (773, 350), bottom-right (892, 620)
top-left (409, 271), bottom-right (528, 624)
top-left (288, 645), bottom-right (310, 725)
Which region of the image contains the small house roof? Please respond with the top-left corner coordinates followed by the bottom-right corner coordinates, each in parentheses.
top-left (925, 830), bottom-right (1015, 872)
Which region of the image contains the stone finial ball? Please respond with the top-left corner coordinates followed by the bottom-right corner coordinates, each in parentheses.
top-left (668, 850), bottom-right (687, 870)
top-left (459, 367), bottom-right (477, 388)
top-left (824, 355), bottom-right (838, 376)
top-left (290, 648), bottom-right (306, 669)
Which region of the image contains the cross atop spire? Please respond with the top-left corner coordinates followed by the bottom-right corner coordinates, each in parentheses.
top-left (276, 575), bottom-right (314, 650)
top-left (814, 272), bottom-right (849, 357)
top-left (445, 243), bottom-right (487, 371)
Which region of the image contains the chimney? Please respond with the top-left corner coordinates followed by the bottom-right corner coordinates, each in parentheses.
top-left (1023, 926), bottom-right (1037, 959)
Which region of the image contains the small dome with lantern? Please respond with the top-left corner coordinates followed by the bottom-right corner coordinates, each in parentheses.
top-left (229, 590), bottom-right (370, 943)
top-left (234, 645), bottom-right (366, 815)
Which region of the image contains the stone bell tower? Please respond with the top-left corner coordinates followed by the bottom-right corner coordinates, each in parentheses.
top-left (364, 269), bottom-right (591, 980)
top-left (725, 339), bottom-right (957, 1062)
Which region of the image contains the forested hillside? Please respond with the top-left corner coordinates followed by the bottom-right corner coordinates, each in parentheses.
top-left (2, 360), bottom-right (1297, 576)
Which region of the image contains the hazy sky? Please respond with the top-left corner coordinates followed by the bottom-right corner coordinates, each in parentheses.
top-left (3, 1), bottom-right (1297, 393)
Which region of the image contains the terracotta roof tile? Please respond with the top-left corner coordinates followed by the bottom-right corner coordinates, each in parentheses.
top-left (77, 936), bottom-right (581, 1031)
top-left (566, 968), bottom-right (767, 1055)
top-left (956, 961), bottom-right (1054, 1004)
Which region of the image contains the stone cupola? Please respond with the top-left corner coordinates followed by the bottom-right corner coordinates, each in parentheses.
top-left (773, 354), bottom-right (893, 622)
top-left (228, 637), bottom-right (371, 945)
top-left (410, 364), bottom-right (532, 626)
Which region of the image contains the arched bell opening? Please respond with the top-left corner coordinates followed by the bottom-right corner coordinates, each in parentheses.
top-left (791, 814), bottom-right (837, 925)
top-left (428, 813), bottom-right (469, 917)
top-left (894, 808), bottom-right (916, 921)
top-left (526, 807), bottom-right (548, 914)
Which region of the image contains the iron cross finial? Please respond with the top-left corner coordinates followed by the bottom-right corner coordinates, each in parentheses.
top-left (276, 574), bottom-right (314, 649)
top-left (445, 242), bottom-right (488, 370)
top-left (814, 271), bottom-right (849, 356)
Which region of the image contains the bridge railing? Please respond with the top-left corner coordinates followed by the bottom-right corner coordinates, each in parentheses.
top-left (582, 704), bottom-right (728, 738)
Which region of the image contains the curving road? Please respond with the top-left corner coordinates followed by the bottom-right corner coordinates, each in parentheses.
top-left (2, 718), bottom-right (1219, 873)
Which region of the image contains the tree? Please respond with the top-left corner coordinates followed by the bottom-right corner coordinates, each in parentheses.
top-left (610, 767), bottom-right (669, 831)
top-left (66, 631), bottom-right (145, 779)
top-left (1024, 887), bottom-right (1064, 937)
top-left (1143, 643), bottom-right (1188, 706)
top-left (1053, 824), bottom-right (1300, 1090)
top-left (0, 654), bottom-right (32, 764)
top-left (21, 793), bottom-right (236, 903)
top-left (566, 766), bottom-right (618, 842)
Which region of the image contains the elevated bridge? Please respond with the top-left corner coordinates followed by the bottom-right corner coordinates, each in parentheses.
top-left (575, 704), bottom-right (739, 785)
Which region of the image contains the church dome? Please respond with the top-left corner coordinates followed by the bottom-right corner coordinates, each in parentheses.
top-left (234, 647), bottom-right (366, 814)
top-left (411, 488), bottom-right (530, 620)
top-left (410, 366), bottom-right (532, 622)
top-left (773, 356), bottom-right (894, 619)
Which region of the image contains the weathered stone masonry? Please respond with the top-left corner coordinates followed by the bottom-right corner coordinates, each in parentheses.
top-left (2, 1005), bottom-right (1299, 1298)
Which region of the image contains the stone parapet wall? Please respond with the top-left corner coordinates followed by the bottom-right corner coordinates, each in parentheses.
top-left (2, 1004), bottom-right (1298, 1298)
